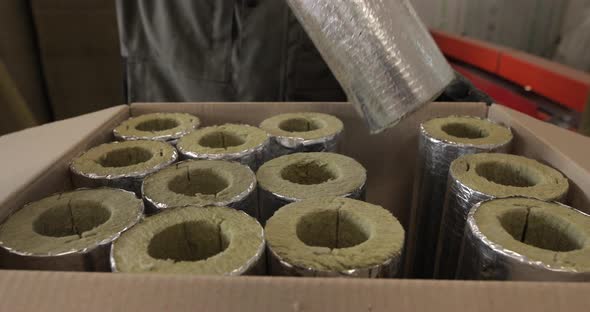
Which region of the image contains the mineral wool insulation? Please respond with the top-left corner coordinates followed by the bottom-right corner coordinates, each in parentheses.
top-left (0, 188), bottom-right (143, 271)
top-left (434, 153), bottom-right (569, 279)
top-left (265, 197), bottom-right (405, 277)
top-left (457, 197), bottom-right (590, 281)
top-left (111, 206), bottom-right (265, 275)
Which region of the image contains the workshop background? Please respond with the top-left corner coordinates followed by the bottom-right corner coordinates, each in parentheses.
top-left (1, 0), bottom-right (590, 135)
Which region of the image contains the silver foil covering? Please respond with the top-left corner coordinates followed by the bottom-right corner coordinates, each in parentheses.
top-left (456, 199), bottom-right (590, 281)
top-left (285, 0), bottom-right (454, 133)
top-left (178, 139), bottom-right (269, 171)
top-left (142, 162), bottom-right (259, 218)
top-left (411, 122), bottom-right (511, 278)
top-left (70, 150), bottom-right (178, 197)
top-left (259, 182), bottom-right (366, 224)
top-left (268, 245), bottom-right (400, 278)
top-left (114, 132), bottom-right (186, 147)
top-left (267, 131), bottom-right (341, 159)
top-left (113, 117), bottom-right (198, 146)
top-left (433, 173), bottom-right (497, 279)
top-left (433, 172), bottom-right (568, 279)
top-left (0, 189), bottom-right (144, 272)
top-left (110, 210), bottom-right (266, 276)
top-left (0, 242), bottom-right (112, 271)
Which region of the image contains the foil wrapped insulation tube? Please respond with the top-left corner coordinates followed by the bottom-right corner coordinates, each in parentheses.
top-left (258, 185), bottom-right (365, 224)
top-left (457, 198), bottom-right (590, 281)
top-left (70, 140), bottom-right (178, 196)
top-left (256, 153), bottom-right (367, 224)
top-left (433, 154), bottom-right (570, 279)
top-left (111, 206), bottom-right (266, 276)
top-left (0, 188), bottom-right (144, 271)
top-left (0, 241), bottom-right (112, 271)
top-left (265, 198), bottom-right (405, 278)
top-left (113, 112), bottom-right (201, 146)
top-left (259, 113), bottom-right (344, 159)
top-left (177, 124), bottom-right (270, 171)
top-left (285, 0), bottom-right (455, 133)
top-left (266, 132), bottom-right (340, 160)
top-left (410, 116), bottom-right (513, 278)
top-left (141, 160), bottom-right (258, 218)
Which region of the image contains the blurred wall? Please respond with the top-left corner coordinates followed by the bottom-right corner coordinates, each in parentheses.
top-left (553, 0), bottom-right (590, 72)
top-left (411, 0), bottom-right (589, 70)
top-left (31, 0), bottom-right (123, 120)
top-left (0, 0), bottom-right (51, 131)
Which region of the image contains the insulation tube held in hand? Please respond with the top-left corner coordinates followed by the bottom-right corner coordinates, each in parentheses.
top-left (177, 124), bottom-right (270, 171)
top-left (111, 206), bottom-right (266, 276)
top-left (113, 112), bottom-right (200, 145)
top-left (141, 160), bottom-right (258, 218)
top-left (265, 198), bottom-right (405, 277)
top-left (285, 0), bottom-right (454, 133)
top-left (0, 188), bottom-right (143, 271)
top-left (70, 140), bottom-right (178, 196)
top-left (259, 112), bottom-right (343, 159)
top-left (457, 197), bottom-right (590, 281)
top-left (410, 116), bottom-right (512, 278)
top-left (434, 153), bottom-right (570, 279)
top-left (256, 152), bottom-right (366, 224)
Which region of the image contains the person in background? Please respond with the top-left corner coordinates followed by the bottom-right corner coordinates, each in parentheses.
top-left (116, 0), bottom-right (490, 105)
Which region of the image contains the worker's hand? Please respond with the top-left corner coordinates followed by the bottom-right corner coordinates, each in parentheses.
top-left (436, 72), bottom-right (494, 104)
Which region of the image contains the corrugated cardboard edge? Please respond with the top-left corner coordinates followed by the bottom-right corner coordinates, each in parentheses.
top-left (0, 271), bottom-right (588, 312)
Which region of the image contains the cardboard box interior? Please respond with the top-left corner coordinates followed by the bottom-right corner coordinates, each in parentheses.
top-left (0, 102), bottom-right (589, 311)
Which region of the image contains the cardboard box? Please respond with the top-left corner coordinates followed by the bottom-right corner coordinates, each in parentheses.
top-left (0, 102), bottom-right (589, 311)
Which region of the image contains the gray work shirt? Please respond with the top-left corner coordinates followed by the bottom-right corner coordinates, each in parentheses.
top-left (116, 0), bottom-right (346, 103)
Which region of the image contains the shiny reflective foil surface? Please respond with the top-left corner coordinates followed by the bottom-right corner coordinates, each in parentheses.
top-left (70, 150), bottom-right (178, 197)
top-left (0, 241), bottom-right (112, 272)
top-left (0, 189), bottom-right (144, 272)
top-left (457, 199), bottom-right (590, 281)
top-left (142, 173), bottom-right (259, 219)
top-left (286, 0), bottom-right (454, 133)
top-left (411, 122), bottom-right (511, 278)
top-left (267, 131), bottom-right (341, 160)
top-left (179, 138), bottom-right (269, 172)
top-left (433, 172), bottom-right (494, 279)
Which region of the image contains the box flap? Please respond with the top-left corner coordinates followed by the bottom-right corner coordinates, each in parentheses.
top-left (0, 105), bottom-right (128, 219)
top-left (489, 104), bottom-right (590, 210)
